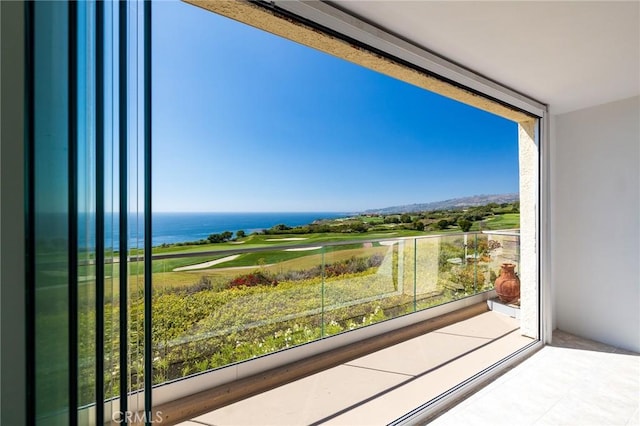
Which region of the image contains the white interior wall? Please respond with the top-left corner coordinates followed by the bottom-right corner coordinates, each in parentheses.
top-left (552, 95), bottom-right (640, 353)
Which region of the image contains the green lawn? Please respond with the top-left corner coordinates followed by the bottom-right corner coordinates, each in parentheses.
top-left (481, 213), bottom-right (520, 230)
top-left (148, 230), bottom-right (418, 256)
top-left (91, 212), bottom-right (520, 293)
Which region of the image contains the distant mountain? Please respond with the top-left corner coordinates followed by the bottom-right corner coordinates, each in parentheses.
top-left (362, 193), bottom-right (519, 215)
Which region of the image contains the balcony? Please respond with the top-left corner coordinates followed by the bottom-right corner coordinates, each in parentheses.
top-left (171, 310), bottom-right (533, 425)
top-left (94, 230), bottom-right (535, 423)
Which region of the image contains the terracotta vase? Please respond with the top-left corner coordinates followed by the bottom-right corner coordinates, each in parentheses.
top-left (495, 263), bottom-right (520, 303)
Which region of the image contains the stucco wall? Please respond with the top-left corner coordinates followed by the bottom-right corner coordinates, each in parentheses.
top-left (552, 95), bottom-right (640, 352)
top-left (518, 120), bottom-right (538, 339)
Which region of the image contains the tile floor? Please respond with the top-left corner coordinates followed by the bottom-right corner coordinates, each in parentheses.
top-left (432, 331), bottom-right (640, 426)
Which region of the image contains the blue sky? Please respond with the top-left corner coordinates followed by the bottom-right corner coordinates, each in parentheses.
top-left (152, 1), bottom-right (518, 213)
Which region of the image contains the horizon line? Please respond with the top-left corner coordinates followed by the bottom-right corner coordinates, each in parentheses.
top-left (151, 210), bottom-right (353, 214)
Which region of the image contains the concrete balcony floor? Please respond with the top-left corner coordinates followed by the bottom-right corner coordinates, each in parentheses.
top-left (176, 310), bottom-right (533, 425)
top-left (175, 312), bottom-right (640, 426)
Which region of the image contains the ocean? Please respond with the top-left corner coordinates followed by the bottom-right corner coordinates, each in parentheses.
top-left (73, 212), bottom-right (347, 249)
top-left (151, 212), bottom-right (347, 246)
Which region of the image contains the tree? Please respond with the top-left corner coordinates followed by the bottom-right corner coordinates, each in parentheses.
top-left (207, 231), bottom-right (233, 243)
top-left (350, 222), bottom-right (368, 233)
top-left (400, 214), bottom-right (412, 223)
top-left (436, 219), bottom-right (449, 230)
top-left (458, 219), bottom-right (472, 232)
top-left (207, 233), bottom-right (223, 243)
top-left (236, 230), bottom-right (246, 239)
top-left (413, 220), bottom-right (425, 231)
top-left (384, 216), bottom-right (400, 224)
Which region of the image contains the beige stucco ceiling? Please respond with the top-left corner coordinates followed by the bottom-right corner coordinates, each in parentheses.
top-left (331, 1), bottom-right (640, 115)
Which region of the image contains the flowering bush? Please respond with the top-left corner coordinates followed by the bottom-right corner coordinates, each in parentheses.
top-left (225, 255), bottom-right (385, 290)
top-left (228, 271), bottom-right (277, 289)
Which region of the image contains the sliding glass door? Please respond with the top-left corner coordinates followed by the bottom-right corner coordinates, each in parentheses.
top-left (28, 1), bottom-right (151, 424)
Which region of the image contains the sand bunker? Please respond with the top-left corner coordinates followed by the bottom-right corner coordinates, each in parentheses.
top-left (284, 246), bottom-right (322, 252)
top-left (266, 237), bottom-right (308, 241)
top-left (173, 254), bottom-right (240, 271)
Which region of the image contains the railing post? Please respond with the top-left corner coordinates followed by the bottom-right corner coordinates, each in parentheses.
top-left (321, 247), bottom-right (325, 338)
top-left (413, 238), bottom-right (417, 312)
top-left (474, 233), bottom-right (478, 294)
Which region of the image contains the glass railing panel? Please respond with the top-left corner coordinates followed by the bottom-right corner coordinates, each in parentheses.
top-left (409, 235), bottom-right (444, 311)
top-left (484, 231), bottom-right (520, 271)
top-left (151, 245), bottom-right (326, 384)
top-left (473, 232), bottom-right (494, 293)
top-left (320, 240), bottom-right (409, 337)
top-left (411, 232), bottom-right (496, 311)
top-left (484, 231), bottom-right (521, 298)
top-left (414, 234), bottom-right (459, 310)
top-left (148, 231), bottom-right (520, 388)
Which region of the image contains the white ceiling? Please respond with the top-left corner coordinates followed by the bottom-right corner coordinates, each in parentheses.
top-left (332, 1), bottom-right (640, 115)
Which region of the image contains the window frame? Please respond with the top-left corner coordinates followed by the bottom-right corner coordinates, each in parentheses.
top-left (153, 0), bottom-right (551, 421)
